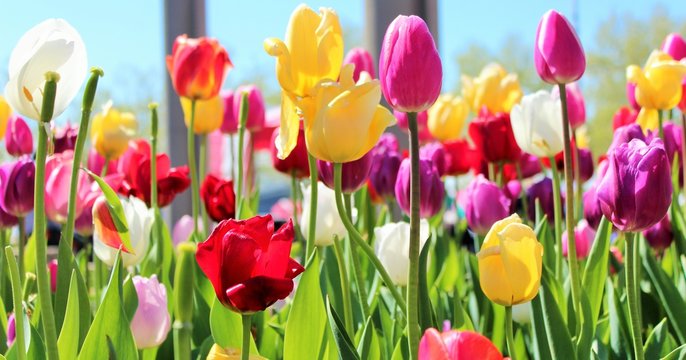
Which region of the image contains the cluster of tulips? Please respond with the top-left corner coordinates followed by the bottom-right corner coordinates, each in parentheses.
top-left (0, 3), bottom-right (685, 360)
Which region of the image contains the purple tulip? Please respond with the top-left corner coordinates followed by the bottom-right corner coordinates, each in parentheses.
top-left (608, 123), bottom-right (645, 155)
top-left (233, 85), bottom-right (265, 132)
top-left (577, 147), bottom-right (594, 183)
top-left (526, 177), bottom-right (560, 223)
top-left (343, 47), bottom-right (376, 81)
top-left (420, 142), bottom-right (447, 177)
top-left (53, 122), bottom-right (79, 154)
top-left (597, 138), bottom-right (672, 232)
top-left (5, 115), bottom-right (33, 157)
top-left (0, 158), bottom-right (35, 217)
top-left (643, 216), bottom-right (673, 251)
top-left (130, 275), bottom-right (172, 349)
top-left (463, 175), bottom-right (511, 235)
top-left (551, 82), bottom-right (585, 129)
top-left (6, 313), bottom-right (15, 348)
top-left (583, 186), bottom-right (603, 230)
top-left (562, 219), bottom-right (595, 259)
top-left (379, 15), bottom-right (442, 113)
top-left (220, 89), bottom-right (237, 134)
top-left (662, 33), bottom-right (686, 61)
top-left (395, 158), bottom-right (445, 218)
top-left (649, 121), bottom-right (683, 165)
top-left (0, 206), bottom-right (18, 229)
top-left (626, 82), bottom-right (640, 111)
top-left (375, 133), bottom-right (400, 154)
top-left (369, 150), bottom-right (402, 200)
top-left (318, 151), bottom-right (373, 194)
top-left (534, 10), bottom-right (586, 84)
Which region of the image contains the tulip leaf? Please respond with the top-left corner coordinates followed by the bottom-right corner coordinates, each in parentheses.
top-left (390, 334), bottom-right (408, 360)
top-left (662, 344), bottom-right (686, 360)
top-left (83, 168), bottom-right (134, 254)
top-left (326, 297), bottom-right (359, 360)
top-left (283, 250), bottom-right (328, 360)
top-left (607, 278), bottom-right (631, 359)
top-left (57, 271), bottom-right (80, 360)
top-left (192, 287), bottom-right (212, 346)
top-left (357, 317), bottom-right (380, 360)
top-left (644, 318), bottom-right (670, 359)
top-left (209, 299), bottom-right (258, 354)
top-left (78, 251), bottom-right (138, 359)
top-left (534, 267), bottom-right (576, 359)
top-left (5, 321), bottom-right (46, 360)
top-left (22, 233), bottom-right (35, 274)
top-left (580, 216), bottom-right (612, 332)
top-left (575, 289), bottom-right (594, 358)
top-left (418, 235), bottom-right (437, 332)
top-left (122, 275), bottom-right (138, 323)
top-left (669, 205), bottom-right (686, 258)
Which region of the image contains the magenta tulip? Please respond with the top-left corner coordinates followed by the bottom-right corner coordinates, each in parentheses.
top-left (626, 82), bottom-right (640, 111)
top-left (6, 313), bottom-right (15, 348)
top-left (49, 259), bottom-right (58, 292)
top-left (534, 10), bottom-right (586, 84)
top-left (130, 275), bottom-right (172, 349)
top-left (552, 82), bottom-right (585, 128)
top-left (233, 85), bottom-right (265, 132)
top-left (562, 219), bottom-right (595, 259)
top-left (463, 175), bottom-right (511, 236)
top-left (5, 115), bottom-right (33, 157)
top-left (643, 216), bottom-right (673, 251)
top-left (420, 142), bottom-right (447, 177)
top-left (220, 89), bottom-right (237, 134)
top-left (395, 158), bottom-right (445, 218)
top-left (87, 148), bottom-right (120, 176)
top-left (53, 122), bottom-right (79, 154)
top-left (527, 177), bottom-right (561, 223)
top-left (583, 186), bottom-right (603, 230)
top-left (608, 123), bottom-right (645, 155)
top-left (662, 33), bottom-right (686, 61)
top-left (343, 47), bottom-right (376, 81)
top-left (0, 158), bottom-right (35, 217)
top-left (45, 151), bottom-right (91, 223)
top-left (419, 327), bottom-right (504, 360)
top-left (318, 151), bottom-right (373, 194)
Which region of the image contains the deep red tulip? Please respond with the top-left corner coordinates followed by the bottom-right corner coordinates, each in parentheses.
top-left (468, 111), bottom-right (521, 164)
top-left (166, 35), bottom-right (232, 100)
top-left (443, 139), bottom-right (478, 176)
top-left (53, 122), bottom-right (79, 154)
top-left (612, 106), bottom-right (638, 130)
top-left (271, 126), bottom-right (309, 179)
top-left (200, 174), bottom-right (236, 222)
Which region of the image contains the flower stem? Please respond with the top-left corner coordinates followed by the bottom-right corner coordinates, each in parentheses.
top-left (241, 314), bottom-right (252, 360)
top-left (5, 246), bottom-right (26, 360)
top-left (236, 93), bottom-right (249, 219)
top-left (150, 104), bottom-right (165, 262)
top-left (18, 217), bottom-right (25, 281)
top-left (200, 134), bottom-right (210, 235)
top-left (333, 237), bottom-right (354, 335)
top-left (572, 130), bottom-right (582, 220)
top-left (550, 162), bottom-right (563, 278)
top-left (514, 163), bottom-right (529, 223)
top-left (229, 134), bottom-right (235, 180)
top-left (187, 100), bottom-right (199, 240)
top-left (658, 110), bottom-right (664, 140)
top-left (625, 232), bottom-right (644, 360)
top-left (305, 152), bottom-right (318, 259)
top-left (505, 306), bottom-right (517, 360)
top-left (290, 172), bottom-right (302, 243)
top-left (681, 113), bottom-right (686, 202)
top-left (406, 111), bottom-right (421, 360)
top-left (345, 194), bottom-right (371, 319)
top-left (558, 84), bottom-right (582, 336)
top-left (333, 163), bottom-right (407, 314)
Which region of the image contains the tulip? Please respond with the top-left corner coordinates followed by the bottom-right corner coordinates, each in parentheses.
top-left (534, 10), bottom-right (586, 84)
top-left (233, 85), bottom-right (265, 132)
top-left (418, 328), bottom-right (504, 360)
top-left (626, 82), bottom-right (640, 111)
top-left (130, 275), bottom-right (172, 349)
top-left (5, 115), bottom-right (33, 156)
top-left (252, 108), bottom-right (279, 152)
top-left (196, 215), bottom-right (304, 313)
top-left (181, 95), bottom-right (223, 134)
top-left (379, 15), bottom-right (442, 113)
top-left (462, 175), bottom-right (511, 236)
top-left (510, 90), bottom-right (564, 158)
top-left (376, 132), bottom-right (400, 153)
top-left (469, 111), bottom-right (521, 164)
top-left (562, 219), bottom-right (595, 259)
top-left (93, 195), bottom-right (154, 267)
top-left (502, 152), bottom-right (543, 181)
top-left (74, 177), bottom-right (125, 237)
top-left (551, 82), bottom-right (585, 129)
top-left (6, 313), bottom-right (15, 348)
top-left (680, 78), bottom-right (686, 112)
top-left (48, 259), bottom-right (58, 292)
top-left (166, 35), bottom-right (232, 100)
top-left (649, 121), bottom-right (683, 165)
top-left (0, 96), bottom-right (10, 139)
top-left (626, 51), bottom-right (686, 130)
top-left (0, 158), bottom-right (35, 217)
top-left (612, 106), bottom-right (638, 130)
top-left (300, 65), bottom-right (395, 163)
top-left (4, 19), bottom-right (87, 121)
top-left (200, 174), bottom-right (236, 223)
top-left (577, 147), bottom-right (594, 183)
top-left (419, 142), bottom-right (447, 177)
top-left (395, 158), bottom-right (445, 218)
top-left (443, 139), bottom-right (479, 176)
top-left (597, 138), bottom-right (672, 232)
top-left (427, 94), bottom-right (469, 141)
top-left (91, 101), bottom-right (138, 160)
top-left (172, 215), bottom-right (203, 247)
top-left (477, 214), bottom-right (543, 306)
top-left (45, 151), bottom-right (91, 223)
top-left (317, 151), bottom-right (373, 194)
top-left (461, 63), bottom-right (523, 114)
top-left (0, 206), bottom-right (18, 229)
top-left (643, 216), bottom-right (673, 252)
top-left (220, 90), bottom-right (237, 134)
top-left (583, 186), bottom-right (603, 230)
top-left (526, 177), bottom-right (560, 223)
top-left (394, 110), bottom-right (433, 143)
top-left (374, 220), bottom-right (430, 286)
top-left (343, 47), bottom-right (376, 81)
top-left (271, 127), bottom-right (309, 179)
top-left (300, 182), bottom-right (346, 247)
top-left (53, 122), bottom-right (78, 154)
top-left (608, 123), bottom-right (645, 155)
top-left (87, 148), bottom-right (119, 176)
top-left (369, 149), bottom-right (402, 200)
top-left (662, 33), bottom-right (686, 61)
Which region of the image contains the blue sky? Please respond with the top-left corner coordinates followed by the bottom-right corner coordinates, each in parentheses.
top-left (0, 0), bottom-right (684, 115)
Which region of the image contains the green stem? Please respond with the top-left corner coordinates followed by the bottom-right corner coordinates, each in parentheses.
top-left (187, 100), bottom-right (199, 240)
top-left (241, 314), bottom-right (252, 360)
top-left (306, 153), bottom-right (318, 259)
top-left (236, 93), bottom-right (249, 219)
top-left (406, 111), bottom-right (421, 359)
top-left (333, 163), bottom-right (407, 314)
top-left (658, 110), bottom-right (664, 140)
top-left (550, 158), bottom-right (563, 279)
top-left (681, 113), bottom-right (686, 203)
top-left (345, 194), bottom-right (371, 320)
top-left (558, 84), bottom-right (582, 336)
top-left (505, 306), bottom-right (517, 360)
top-left (514, 163), bottom-right (529, 223)
top-left (5, 246), bottom-right (26, 360)
top-left (571, 131), bottom-right (583, 221)
top-left (200, 134), bottom-right (210, 235)
top-left (229, 134), bottom-right (235, 181)
top-left (18, 217), bottom-right (25, 282)
top-left (333, 238), bottom-right (354, 335)
top-left (0, 231), bottom-right (7, 300)
top-left (625, 232), bottom-right (644, 360)
top-left (290, 172), bottom-right (302, 243)
top-left (150, 104), bottom-right (166, 264)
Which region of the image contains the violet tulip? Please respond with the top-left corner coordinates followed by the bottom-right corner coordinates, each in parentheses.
top-left (6, 313), bottom-right (15, 348)
top-left (643, 216), bottom-right (673, 251)
top-left (583, 186), bottom-right (603, 230)
top-left (551, 82), bottom-right (585, 129)
top-left (318, 151), bottom-right (373, 194)
top-left (526, 177), bottom-right (559, 223)
top-left (394, 110), bottom-right (433, 143)
top-left (343, 47), bottom-right (376, 81)
top-left (562, 219), bottom-right (595, 259)
top-left (130, 275), bottom-right (172, 349)
top-left (608, 123), bottom-right (645, 155)
top-left (395, 158), bottom-right (445, 218)
top-left (662, 33), bottom-right (686, 61)
top-left (379, 15), bottom-right (442, 113)
top-left (577, 147), bottom-right (594, 183)
top-left (369, 149), bottom-right (402, 200)
top-left (0, 206), bottom-right (18, 229)
top-left (233, 85), bottom-right (265, 132)
top-left (53, 122), bottom-right (78, 154)
top-left (534, 10), bottom-right (586, 84)
top-left (420, 142), bottom-right (447, 176)
top-left (220, 89), bottom-right (237, 134)
top-left (376, 133), bottom-right (400, 153)
top-left (463, 175), bottom-right (511, 236)
top-left (650, 121), bottom-right (683, 165)
top-left (597, 138), bottom-right (672, 232)
top-left (5, 115), bottom-right (32, 157)
top-left (45, 151), bottom-right (91, 223)
top-left (0, 158), bottom-right (35, 217)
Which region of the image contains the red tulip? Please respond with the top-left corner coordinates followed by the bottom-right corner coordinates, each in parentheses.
top-left (271, 126), bottom-right (309, 179)
top-left (220, 90), bottom-right (237, 134)
top-left (612, 106), bottom-right (638, 131)
top-left (468, 111), bottom-right (521, 164)
top-left (166, 35), bottom-right (232, 100)
top-left (419, 328), bottom-right (503, 360)
top-left (196, 215), bottom-right (304, 313)
top-left (442, 139), bottom-right (476, 176)
top-left (200, 174), bottom-right (236, 222)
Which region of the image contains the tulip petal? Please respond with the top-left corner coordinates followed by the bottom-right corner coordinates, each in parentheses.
top-left (498, 223), bottom-right (543, 304)
top-left (226, 276), bottom-right (295, 313)
top-left (418, 328), bottom-right (450, 360)
top-left (253, 220), bottom-right (295, 278)
top-left (276, 92), bottom-right (300, 159)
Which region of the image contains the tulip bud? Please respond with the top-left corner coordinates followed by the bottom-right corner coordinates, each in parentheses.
top-left (5, 116), bottom-right (33, 156)
top-left (461, 63), bottom-right (523, 114)
top-left (166, 35), bottom-right (232, 100)
top-left (562, 219), bottom-right (595, 259)
top-left (45, 151), bottom-right (91, 223)
top-left (374, 220), bottom-right (430, 286)
top-left (93, 196), bottom-right (154, 267)
top-left (317, 152), bottom-right (373, 194)
top-left (612, 106), bottom-right (638, 131)
top-left (52, 122), bottom-right (79, 154)
top-left (300, 182), bottom-right (346, 247)
top-left (6, 313), bottom-right (15, 348)
top-left (583, 187), bottom-right (603, 230)
top-left (443, 139), bottom-right (479, 176)
top-left (0, 206), bottom-right (18, 229)
top-left (220, 90), bottom-right (237, 134)
top-left (395, 158), bottom-right (445, 218)
top-left (419, 142), bottom-right (447, 177)
top-left (376, 133), bottom-right (400, 153)
top-left (650, 121), bottom-right (683, 165)
top-left (131, 275), bottom-right (172, 349)
top-left (462, 175), bottom-right (511, 236)
top-left (662, 33), bottom-right (686, 61)
top-left (181, 95), bottom-right (223, 135)
top-left (369, 150), bottom-right (402, 200)
top-left (510, 90), bottom-right (564, 158)
top-left (419, 328), bottom-right (504, 360)
top-left (526, 177), bottom-right (560, 223)
top-left (343, 47), bottom-right (376, 82)
top-left (534, 10), bottom-right (586, 84)
top-left (48, 259), bottom-right (58, 292)
top-left (91, 101), bottom-right (137, 160)
top-left (379, 15), bottom-right (442, 113)
top-left (0, 158), bottom-right (35, 217)
top-left (642, 216), bottom-right (673, 252)
top-left (251, 108), bottom-right (279, 152)
top-left (427, 94), bottom-right (469, 142)
top-left (469, 111), bottom-right (521, 164)
top-left (200, 174), bottom-right (236, 223)
top-left (394, 110), bottom-right (433, 143)
top-left (174, 243), bottom-right (196, 324)
top-left (271, 127), bottom-right (309, 179)
top-left (551, 82), bottom-right (586, 129)
top-left (233, 85), bottom-right (266, 132)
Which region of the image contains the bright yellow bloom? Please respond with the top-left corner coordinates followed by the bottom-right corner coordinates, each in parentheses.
top-left (299, 65), bottom-right (396, 163)
top-left (0, 96), bottom-right (10, 139)
top-left (206, 344), bottom-right (266, 360)
top-left (427, 94), bottom-right (469, 141)
top-left (264, 4), bottom-right (344, 158)
top-left (181, 95), bottom-right (223, 134)
top-left (575, 126), bottom-right (590, 149)
top-left (461, 63), bottom-right (523, 114)
top-left (477, 214), bottom-right (543, 306)
top-left (91, 101), bottom-right (137, 160)
top-left (627, 51), bottom-right (686, 131)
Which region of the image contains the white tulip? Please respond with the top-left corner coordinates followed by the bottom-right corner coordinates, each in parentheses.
top-left (4, 19), bottom-right (88, 121)
top-left (510, 90), bottom-right (564, 158)
top-left (300, 181), bottom-right (346, 246)
top-left (94, 196), bottom-right (154, 267)
top-left (374, 220), bottom-right (430, 286)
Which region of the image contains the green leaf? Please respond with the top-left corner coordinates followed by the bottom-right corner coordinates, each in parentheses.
top-left (192, 287), bottom-right (212, 346)
top-left (122, 275), bottom-right (138, 322)
top-left (661, 344), bottom-right (686, 360)
top-left (57, 271), bottom-right (81, 360)
top-left (357, 317), bottom-right (380, 360)
top-left (575, 289), bottom-right (594, 358)
top-left (83, 168), bottom-right (134, 254)
top-left (22, 233), bottom-right (35, 274)
top-left (608, 279), bottom-right (631, 359)
top-left (326, 298), bottom-right (359, 360)
top-left (390, 334), bottom-right (408, 360)
top-left (6, 322), bottom-right (46, 360)
top-left (283, 251), bottom-right (327, 360)
top-left (418, 235), bottom-right (437, 332)
top-left (78, 251), bottom-right (138, 359)
top-left (581, 216), bottom-right (612, 324)
top-left (535, 267), bottom-right (576, 359)
top-left (209, 299), bottom-right (258, 353)
top-left (644, 318), bottom-right (670, 359)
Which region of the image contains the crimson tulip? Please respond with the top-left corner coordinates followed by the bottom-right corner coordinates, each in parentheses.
top-left (271, 126), bottom-right (309, 179)
top-left (53, 122), bottom-right (78, 154)
top-left (443, 139), bottom-right (478, 176)
top-left (612, 106), bottom-right (638, 130)
top-left (200, 174), bottom-right (236, 222)
top-left (166, 35), bottom-right (232, 100)
top-left (468, 111), bottom-right (521, 164)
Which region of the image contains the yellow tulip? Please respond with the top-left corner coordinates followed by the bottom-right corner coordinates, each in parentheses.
top-left (299, 65), bottom-right (396, 163)
top-left (575, 126), bottom-right (590, 149)
top-left (206, 344), bottom-right (266, 360)
top-left (181, 95), bottom-right (223, 134)
top-left (427, 94), bottom-right (469, 141)
top-left (0, 96), bottom-right (11, 139)
top-left (264, 4), bottom-right (344, 158)
top-left (477, 214), bottom-right (543, 306)
top-left (627, 50), bottom-right (686, 131)
top-left (91, 101), bottom-right (137, 160)
top-left (461, 63), bottom-right (523, 114)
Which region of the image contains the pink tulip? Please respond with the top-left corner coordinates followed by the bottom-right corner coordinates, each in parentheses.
top-left (172, 215), bottom-right (202, 247)
top-left (552, 82), bottom-right (586, 129)
top-left (48, 259), bottom-right (58, 292)
top-left (343, 47), bottom-right (376, 81)
top-left (130, 275), bottom-right (171, 349)
top-left (380, 15), bottom-right (442, 113)
top-left (45, 150), bottom-right (91, 223)
top-left (419, 327), bottom-right (503, 360)
top-left (562, 219), bottom-right (595, 259)
top-left (220, 89), bottom-right (237, 134)
top-left (6, 313), bottom-right (15, 348)
top-left (534, 10), bottom-right (586, 84)
top-left (87, 148), bottom-right (119, 176)
top-left (207, 130), bottom-right (224, 176)
top-left (5, 115), bottom-right (33, 157)
top-left (626, 82), bottom-right (640, 111)
top-left (662, 33), bottom-right (686, 61)
top-left (233, 85), bottom-right (265, 132)
top-left (251, 107), bottom-right (280, 152)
